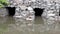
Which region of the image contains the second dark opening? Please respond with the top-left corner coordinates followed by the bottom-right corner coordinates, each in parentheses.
top-left (33, 8), bottom-right (44, 16)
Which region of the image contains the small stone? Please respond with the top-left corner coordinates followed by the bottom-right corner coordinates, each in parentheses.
top-left (47, 14), bottom-right (55, 17)
top-left (13, 3), bottom-right (17, 5)
top-left (29, 10), bottom-right (34, 12)
top-left (16, 7), bottom-right (20, 11)
top-left (27, 7), bottom-right (33, 11)
top-left (20, 6), bottom-right (27, 10)
top-left (48, 10), bottom-right (54, 14)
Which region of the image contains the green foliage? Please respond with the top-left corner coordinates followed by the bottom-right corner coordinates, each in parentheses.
top-left (0, 4), bottom-right (4, 8)
top-left (0, 0), bottom-right (10, 8)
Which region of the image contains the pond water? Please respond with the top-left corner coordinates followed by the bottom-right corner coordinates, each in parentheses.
top-left (0, 16), bottom-right (60, 34)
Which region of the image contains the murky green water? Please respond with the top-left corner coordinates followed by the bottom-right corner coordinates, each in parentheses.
top-left (0, 16), bottom-right (60, 34)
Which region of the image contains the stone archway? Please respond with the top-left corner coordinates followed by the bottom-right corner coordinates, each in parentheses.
top-left (7, 0), bottom-right (60, 21)
top-left (59, 9), bottom-right (60, 16)
top-left (59, 12), bottom-right (60, 16)
top-left (33, 8), bottom-right (44, 16)
top-left (5, 7), bottom-right (16, 16)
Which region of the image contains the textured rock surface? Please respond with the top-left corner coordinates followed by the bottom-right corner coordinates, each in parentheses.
top-left (8, 0), bottom-right (60, 21)
top-left (0, 0), bottom-right (60, 21)
top-left (0, 8), bottom-right (8, 17)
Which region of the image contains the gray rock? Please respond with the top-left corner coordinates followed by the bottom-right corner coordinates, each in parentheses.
top-left (0, 8), bottom-right (8, 17)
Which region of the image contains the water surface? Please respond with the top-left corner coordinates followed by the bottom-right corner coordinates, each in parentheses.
top-left (0, 16), bottom-right (60, 34)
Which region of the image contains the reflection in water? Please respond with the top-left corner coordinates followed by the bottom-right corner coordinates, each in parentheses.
top-left (0, 16), bottom-right (60, 34)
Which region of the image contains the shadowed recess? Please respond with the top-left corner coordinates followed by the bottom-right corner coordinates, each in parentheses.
top-left (59, 11), bottom-right (60, 16)
top-left (5, 7), bottom-right (16, 16)
top-left (33, 8), bottom-right (44, 16)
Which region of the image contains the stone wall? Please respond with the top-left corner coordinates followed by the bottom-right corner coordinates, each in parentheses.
top-left (0, 8), bottom-right (8, 17)
top-left (0, 0), bottom-right (60, 21)
top-left (8, 0), bottom-right (59, 20)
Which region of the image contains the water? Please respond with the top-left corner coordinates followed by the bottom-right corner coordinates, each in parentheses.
top-left (0, 16), bottom-right (60, 34)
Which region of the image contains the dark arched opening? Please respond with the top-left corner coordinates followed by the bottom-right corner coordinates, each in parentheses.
top-left (59, 12), bottom-right (60, 16)
top-left (59, 8), bottom-right (60, 16)
top-left (33, 8), bottom-right (44, 16)
top-left (5, 7), bottom-right (16, 16)
top-left (59, 11), bottom-right (60, 16)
